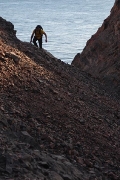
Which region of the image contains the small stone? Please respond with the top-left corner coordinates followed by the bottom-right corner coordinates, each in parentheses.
top-left (79, 119), bottom-right (85, 124)
top-left (49, 171), bottom-right (63, 180)
top-left (39, 161), bottom-right (49, 169)
top-left (62, 174), bottom-right (72, 180)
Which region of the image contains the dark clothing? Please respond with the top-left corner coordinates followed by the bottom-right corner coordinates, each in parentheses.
top-left (33, 36), bottom-right (42, 48)
top-left (30, 26), bottom-right (47, 48)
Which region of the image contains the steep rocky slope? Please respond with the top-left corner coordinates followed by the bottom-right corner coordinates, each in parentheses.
top-left (0, 17), bottom-right (120, 180)
top-left (72, 0), bottom-right (120, 96)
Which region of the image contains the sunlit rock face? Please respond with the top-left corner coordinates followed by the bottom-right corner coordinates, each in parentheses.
top-left (72, 0), bottom-right (120, 94)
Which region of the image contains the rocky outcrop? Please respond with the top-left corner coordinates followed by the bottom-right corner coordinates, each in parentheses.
top-left (0, 16), bottom-right (120, 180)
top-left (72, 0), bottom-right (120, 95)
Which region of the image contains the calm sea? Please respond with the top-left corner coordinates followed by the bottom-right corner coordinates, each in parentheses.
top-left (0, 0), bottom-right (115, 64)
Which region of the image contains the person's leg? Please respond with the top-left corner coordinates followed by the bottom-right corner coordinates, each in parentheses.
top-left (33, 37), bottom-right (38, 47)
top-left (38, 38), bottom-right (42, 48)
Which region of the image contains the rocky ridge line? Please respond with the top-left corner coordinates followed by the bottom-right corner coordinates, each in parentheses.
top-left (72, 0), bottom-right (120, 97)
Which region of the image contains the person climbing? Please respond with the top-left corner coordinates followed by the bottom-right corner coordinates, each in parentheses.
top-left (30, 25), bottom-right (47, 48)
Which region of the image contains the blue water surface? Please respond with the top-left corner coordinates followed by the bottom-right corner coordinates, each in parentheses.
top-left (0, 0), bottom-right (115, 64)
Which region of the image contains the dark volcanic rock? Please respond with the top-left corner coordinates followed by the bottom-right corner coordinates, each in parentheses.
top-left (72, 0), bottom-right (120, 96)
top-left (0, 15), bottom-right (120, 180)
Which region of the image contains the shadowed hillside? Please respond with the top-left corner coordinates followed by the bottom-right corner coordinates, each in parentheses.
top-left (0, 16), bottom-right (120, 180)
top-left (72, 0), bottom-right (120, 97)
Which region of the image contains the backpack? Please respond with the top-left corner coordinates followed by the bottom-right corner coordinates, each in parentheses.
top-left (35, 25), bottom-right (43, 38)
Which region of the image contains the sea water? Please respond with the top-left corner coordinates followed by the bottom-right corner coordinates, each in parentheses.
top-left (0, 0), bottom-right (115, 64)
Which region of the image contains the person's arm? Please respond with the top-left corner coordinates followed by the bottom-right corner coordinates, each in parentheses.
top-left (43, 32), bottom-right (47, 42)
top-left (30, 30), bottom-right (35, 43)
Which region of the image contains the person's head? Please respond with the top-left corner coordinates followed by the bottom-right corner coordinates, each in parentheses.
top-left (36, 25), bottom-right (43, 29)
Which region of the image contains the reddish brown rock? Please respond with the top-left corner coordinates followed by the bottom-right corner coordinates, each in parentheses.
top-left (0, 14), bottom-right (120, 180)
top-left (72, 0), bottom-right (120, 95)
